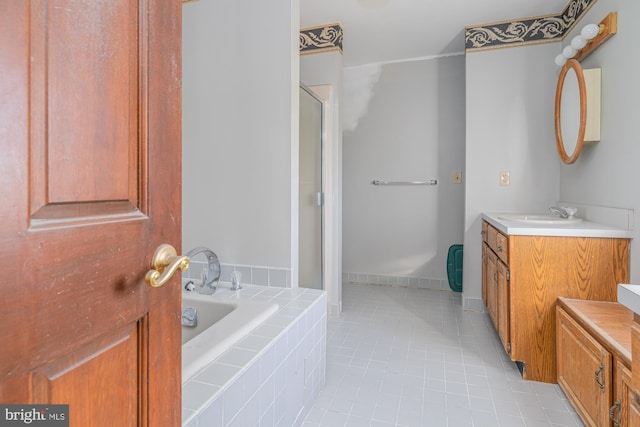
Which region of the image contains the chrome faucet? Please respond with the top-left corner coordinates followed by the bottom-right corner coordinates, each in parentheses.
top-left (549, 206), bottom-right (578, 220)
top-left (182, 307), bottom-right (198, 327)
top-left (185, 247), bottom-right (220, 295)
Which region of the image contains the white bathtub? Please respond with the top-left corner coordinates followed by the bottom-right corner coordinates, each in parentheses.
top-left (182, 291), bottom-right (279, 382)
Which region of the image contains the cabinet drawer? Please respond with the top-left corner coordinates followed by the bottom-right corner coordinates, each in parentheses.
top-left (495, 232), bottom-right (508, 263)
top-left (485, 222), bottom-right (509, 263)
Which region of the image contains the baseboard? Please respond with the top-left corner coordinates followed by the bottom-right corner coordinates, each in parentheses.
top-left (463, 296), bottom-right (485, 312)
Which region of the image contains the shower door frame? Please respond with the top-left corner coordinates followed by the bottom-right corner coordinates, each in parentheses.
top-left (299, 83), bottom-right (325, 290)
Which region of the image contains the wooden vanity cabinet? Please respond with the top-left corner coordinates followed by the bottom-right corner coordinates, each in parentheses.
top-left (556, 298), bottom-right (636, 427)
top-left (481, 220), bottom-right (629, 383)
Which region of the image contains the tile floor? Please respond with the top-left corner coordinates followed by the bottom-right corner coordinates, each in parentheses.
top-left (303, 283), bottom-right (584, 427)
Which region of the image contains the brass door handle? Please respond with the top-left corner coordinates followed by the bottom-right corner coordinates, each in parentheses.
top-left (145, 244), bottom-right (190, 288)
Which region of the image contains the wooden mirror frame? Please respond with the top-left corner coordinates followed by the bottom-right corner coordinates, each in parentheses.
top-left (555, 59), bottom-right (587, 164)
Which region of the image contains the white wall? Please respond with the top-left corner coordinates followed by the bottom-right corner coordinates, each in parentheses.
top-left (342, 56), bottom-right (466, 289)
top-left (301, 51), bottom-right (344, 314)
top-left (464, 1), bottom-right (640, 311)
top-left (464, 43), bottom-right (560, 310)
top-left (182, 0), bottom-right (300, 281)
top-left (558, 1), bottom-right (640, 280)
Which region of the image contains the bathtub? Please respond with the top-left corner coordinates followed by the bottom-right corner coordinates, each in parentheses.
top-left (182, 291), bottom-right (279, 382)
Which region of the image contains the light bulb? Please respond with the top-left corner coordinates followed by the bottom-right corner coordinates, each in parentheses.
top-left (571, 35), bottom-right (587, 50)
top-left (581, 24), bottom-right (601, 40)
top-left (562, 45), bottom-right (577, 58)
top-left (555, 54), bottom-right (567, 66)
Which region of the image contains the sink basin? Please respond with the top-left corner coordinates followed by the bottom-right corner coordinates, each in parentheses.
top-left (498, 214), bottom-right (583, 225)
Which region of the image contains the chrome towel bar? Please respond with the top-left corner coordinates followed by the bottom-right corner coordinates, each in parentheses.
top-left (371, 179), bottom-right (437, 186)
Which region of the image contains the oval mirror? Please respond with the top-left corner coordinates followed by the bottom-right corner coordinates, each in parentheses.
top-left (555, 59), bottom-right (587, 164)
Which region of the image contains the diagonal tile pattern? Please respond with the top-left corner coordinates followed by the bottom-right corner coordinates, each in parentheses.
top-left (304, 283), bottom-right (584, 427)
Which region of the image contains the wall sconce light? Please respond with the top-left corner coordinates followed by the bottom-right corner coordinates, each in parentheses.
top-left (554, 12), bottom-right (617, 66)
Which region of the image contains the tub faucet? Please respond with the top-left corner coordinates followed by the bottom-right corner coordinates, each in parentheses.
top-left (185, 247), bottom-right (220, 295)
top-left (182, 307), bottom-right (198, 327)
top-left (549, 206), bottom-right (577, 220)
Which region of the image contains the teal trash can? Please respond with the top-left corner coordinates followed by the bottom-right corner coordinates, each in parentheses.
top-left (446, 244), bottom-right (463, 292)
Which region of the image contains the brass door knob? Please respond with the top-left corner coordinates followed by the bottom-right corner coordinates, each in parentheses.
top-left (145, 244), bottom-right (190, 288)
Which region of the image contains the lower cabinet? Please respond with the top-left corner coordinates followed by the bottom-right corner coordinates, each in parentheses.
top-left (557, 306), bottom-right (612, 426)
top-left (482, 242), bottom-right (510, 355)
top-left (557, 298), bottom-right (639, 427)
top-left (481, 219), bottom-right (630, 383)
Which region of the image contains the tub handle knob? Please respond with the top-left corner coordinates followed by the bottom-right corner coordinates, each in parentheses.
top-left (145, 244), bottom-right (190, 288)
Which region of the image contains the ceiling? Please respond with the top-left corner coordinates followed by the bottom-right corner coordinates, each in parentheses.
top-left (300, 0), bottom-right (568, 67)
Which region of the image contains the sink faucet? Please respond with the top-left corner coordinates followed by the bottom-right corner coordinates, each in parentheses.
top-left (185, 247), bottom-right (220, 295)
top-left (549, 206), bottom-right (578, 220)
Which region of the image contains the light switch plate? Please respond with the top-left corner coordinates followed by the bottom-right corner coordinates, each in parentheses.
top-left (453, 172), bottom-right (462, 184)
top-left (500, 171), bottom-right (510, 186)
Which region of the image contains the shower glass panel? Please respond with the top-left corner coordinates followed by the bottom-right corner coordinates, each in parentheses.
top-left (299, 86), bottom-right (323, 290)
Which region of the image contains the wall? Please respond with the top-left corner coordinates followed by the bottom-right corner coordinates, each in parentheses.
top-left (342, 56), bottom-right (466, 290)
top-left (558, 1), bottom-right (640, 279)
top-left (464, 43), bottom-right (560, 310)
top-left (182, 0), bottom-right (300, 284)
top-left (300, 51), bottom-right (344, 314)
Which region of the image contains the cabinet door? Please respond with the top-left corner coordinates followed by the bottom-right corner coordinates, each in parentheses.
top-left (557, 307), bottom-right (612, 427)
top-left (497, 260), bottom-right (510, 355)
top-left (486, 247), bottom-right (498, 328)
top-left (615, 360), bottom-right (640, 427)
top-left (629, 395), bottom-right (640, 427)
top-left (482, 243), bottom-right (488, 307)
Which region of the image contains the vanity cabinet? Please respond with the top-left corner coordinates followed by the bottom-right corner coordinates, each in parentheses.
top-left (482, 222), bottom-right (510, 355)
top-left (556, 298), bottom-right (635, 427)
top-left (481, 220), bottom-right (629, 383)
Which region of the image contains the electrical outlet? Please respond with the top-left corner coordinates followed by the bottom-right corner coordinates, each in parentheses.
top-left (453, 172), bottom-right (462, 184)
top-left (500, 171), bottom-right (510, 186)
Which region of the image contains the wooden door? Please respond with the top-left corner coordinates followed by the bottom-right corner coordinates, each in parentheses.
top-left (615, 360), bottom-right (640, 427)
top-left (0, 1), bottom-right (182, 426)
top-left (629, 395), bottom-right (640, 427)
top-left (557, 307), bottom-right (612, 427)
top-left (485, 247), bottom-right (498, 328)
top-left (481, 243), bottom-right (488, 307)
top-left (497, 260), bottom-right (510, 355)
top-left (615, 360), bottom-right (631, 427)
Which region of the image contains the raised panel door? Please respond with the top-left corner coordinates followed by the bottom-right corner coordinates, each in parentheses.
top-left (0, 1), bottom-right (182, 425)
top-left (485, 246), bottom-right (498, 329)
top-left (557, 307), bottom-right (612, 427)
top-left (497, 260), bottom-right (510, 355)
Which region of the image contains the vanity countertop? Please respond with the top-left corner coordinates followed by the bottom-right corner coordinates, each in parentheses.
top-left (618, 284), bottom-right (640, 315)
top-left (482, 212), bottom-right (633, 238)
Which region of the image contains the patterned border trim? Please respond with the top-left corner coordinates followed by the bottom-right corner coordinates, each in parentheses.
top-left (465, 0), bottom-right (597, 52)
top-left (300, 23), bottom-right (343, 55)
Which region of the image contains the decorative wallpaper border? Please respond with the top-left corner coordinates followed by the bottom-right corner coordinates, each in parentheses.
top-left (465, 0), bottom-right (598, 52)
top-left (300, 23), bottom-right (343, 56)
